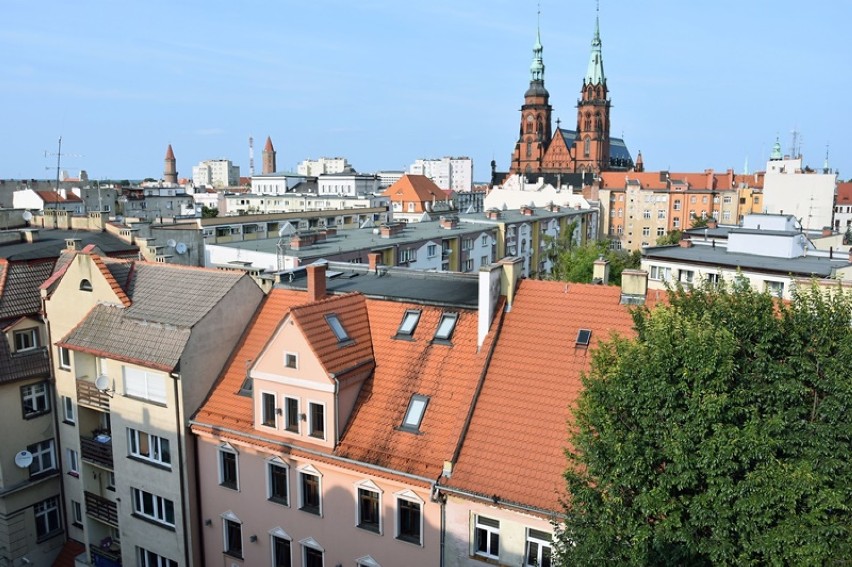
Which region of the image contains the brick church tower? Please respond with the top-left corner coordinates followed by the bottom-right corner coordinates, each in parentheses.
top-left (572, 8), bottom-right (611, 173)
top-left (163, 144), bottom-right (178, 184)
top-left (511, 22), bottom-right (552, 175)
top-left (262, 136), bottom-right (277, 174)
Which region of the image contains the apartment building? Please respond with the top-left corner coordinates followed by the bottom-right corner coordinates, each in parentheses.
top-left (192, 159), bottom-right (240, 189)
top-left (297, 157), bottom-right (354, 177)
top-left (409, 157), bottom-right (473, 192)
top-left (42, 252), bottom-right (264, 567)
top-left (382, 175), bottom-right (454, 223)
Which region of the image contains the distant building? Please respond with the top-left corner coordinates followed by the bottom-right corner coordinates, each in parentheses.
top-left (192, 159), bottom-right (240, 189)
top-left (383, 175), bottom-right (454, 223)
top-left (317, 173), bottom-right (380, 197)
top-left (376, 170), bottom-right (405, 188)
top-left (834, 182), bottom-right (852, 233)
top-left (262, 136), bottom-right (277, 174)
top-left (250, 172), bottom-right (309, 196)
top-left (297, 157), bottom-right (354, 176)
top-left (13, 188), bottom-right (84, 213)
top-left (409, 157), bottom-right (473, 192)
top-left (164, 144), bottom-right (178, 184)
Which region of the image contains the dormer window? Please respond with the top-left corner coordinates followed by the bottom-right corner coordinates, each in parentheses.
top-left (325, 314), bottom-right (351, 344)
top-left (401, 394), bottom-right (429, 432)
top-left (395, 310), bottom-right (421, 339)
top-left (13, 328), bottom-right (39, 352)
top-left (79, 279), bottom-right (93, 292)
top-left (576, 329), bottom-right (592, 347)
top-left (433, 313), bottom-right (458, 344)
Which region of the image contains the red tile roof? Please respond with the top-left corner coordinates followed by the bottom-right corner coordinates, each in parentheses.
top-left (837, 182), bottom-right (852, 204)
top-left (51, 539), bottom-right (85, 567)
top-left (382, 174), bottom-right (448, 203)
top-left (34, 190), bottom-right (83, 203)
top-left (442, 279), bottom-right (637, 513)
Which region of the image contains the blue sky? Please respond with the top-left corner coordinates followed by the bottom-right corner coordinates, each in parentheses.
top-left (2, 1), bottom-right (849, 182)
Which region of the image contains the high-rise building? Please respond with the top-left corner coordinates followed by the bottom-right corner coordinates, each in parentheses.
top-left (409, 157), bottom-right (473, 192)
top-left (192, 159), bottom-right (240, 188)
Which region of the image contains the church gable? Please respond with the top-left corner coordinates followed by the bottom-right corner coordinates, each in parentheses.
top-left (541, 129), bottom-right (574, 171)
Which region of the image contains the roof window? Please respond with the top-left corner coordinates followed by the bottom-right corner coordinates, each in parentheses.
top-left (433, 313), bottom-right (458, 343)
top-left (325, 314), bottom-right (351, 343)
top-left (401, 394), bottom-right (429, 431)
top-left (395, 310), bottom-right (421, 339)
top-left (576, 329), bottom-right (592, 347)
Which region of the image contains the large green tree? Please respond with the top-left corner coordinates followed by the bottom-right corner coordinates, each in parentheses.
top-left (543, 226), bottom-right (640, 285)
top-left (556, 279), bottom-right (852, 565)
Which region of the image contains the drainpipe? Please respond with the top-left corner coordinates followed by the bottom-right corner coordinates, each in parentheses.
top-left (171, 372), bottom-right (191, 567)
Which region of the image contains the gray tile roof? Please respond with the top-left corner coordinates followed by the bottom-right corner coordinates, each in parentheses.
top-left (0, 332), bottom-right (50, 384)
top-left (59, 304), bottom-right (191, 371)
top-left (0, 259), bottom-right (55, 320)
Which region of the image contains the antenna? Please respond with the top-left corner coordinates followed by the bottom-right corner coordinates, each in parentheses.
top-left (167, 239), bottom-right (177, 248)
top-left (95, 374), bottom-right (115, 397)
top-left (15, 450), bottom-right (33, 469)
top-left (248, 136), bottom-right (255, 177)
top-left (175, 242), bottom-right (187, 255)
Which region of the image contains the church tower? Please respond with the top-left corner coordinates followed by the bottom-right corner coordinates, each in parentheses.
top-left (511, 17), bottom-right (553, 175)
top-left (164, 144), bottom-right (178, 184)
top-left (573, 6), bottom-right (611, 173)
top-left (262, 136), bottom-right (277, 174)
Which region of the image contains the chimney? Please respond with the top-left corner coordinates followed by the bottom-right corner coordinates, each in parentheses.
top-left (498, 256), bottom-right (524, 310)
top-left (65, 238), bottom-right (82, 251)
top-left (706, 218), bottom-right (718, 229)
top-left (620, 269), bottom-right (648, 304)
top-left (306, 263), bottom-right (327, 301)
top-left (679, 238), bottom-right (693, 248)
top-left (592, 257), bottom-right (610, 284)
top-left (822, 226), bottom-right (832, 237)
top-left (368, 252), bottom-right (382, 273)
top-left (848, 248), bottom-right (852, 263)
top-left (22, 229), bottom-right (39, 243)
top-left (478, 263), bottom-right (502, 349)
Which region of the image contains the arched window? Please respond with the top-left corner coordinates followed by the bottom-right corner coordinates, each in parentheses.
top-left (583, 136), bottom-right (591, 157)
top-left (79, 279), bottom-right (93, 292)
top-left (526, 141), bottom-right (532, 158)
top-left (584, 113), bottom-right (592, 132)
top-left (595, 113), bottom-right (602, 132)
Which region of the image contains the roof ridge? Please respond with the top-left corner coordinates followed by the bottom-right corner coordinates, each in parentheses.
top-left (90, 255), bottom-right (132, 307)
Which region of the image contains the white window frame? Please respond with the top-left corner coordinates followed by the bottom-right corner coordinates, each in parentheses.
top-left (525, 528), bottom-right (553, 567)
top-left (218, 443), bottom-right (239, 490)
top-left (34, 496), bottom-right (60, 539)
top-left (62, 395), bottom-right (75, 424)
top-left (260, 391), bottom-right (278, 428)
top-left (222, 511), bottom-right (243, 559)
top-left (300, 537), bottom-right (324, 567)
top-left (66, 448), bottom-right (79, 477)
top-left (308, 401), bottom-right (325, 440)
top-left (356, 556), bottom-right (382, 567)
top-left (285, 396), bottom-right (300, 433)
top-left (21, 382), bottom-right (50, 418)
top-left (71, 500), bottom-right (83, 527)
top-left (123, 367), bottom-right (167, 405)
top-left (267, 458), bottom-right (290, 506)
top-left (395, 489), bottom-right (424, 546)
top-left (765, 280), bottom-right (785, 298)
top-left (355, 479), bottom-right (383, 534)
top-left (58, 346), bottom-right (71, 369)
top-left (137, 546), bottom-right (178, 567)
top-left (131, 488), bottom-right (175, 527)
top-left (270, 527), bottom-right (292, 567)
top-left (127, 428), bottom-right (171, 467)
top-left (284, 352), bottom-right (298, 369)
top-left (298, 464), bottom-right (323, 516)
top-left (13, 327), bottom-right (39, 352)
top-left (474, 515), bottom-right (500, 559)
top-left (28, 439), bottom-right (56, 477)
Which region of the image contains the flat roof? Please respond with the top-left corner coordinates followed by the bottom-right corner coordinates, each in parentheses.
top-left (0, 229), bottom-right (137, 261)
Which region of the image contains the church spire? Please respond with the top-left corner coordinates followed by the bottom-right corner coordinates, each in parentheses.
top-left (529, 5), bottom-right (545, 84)
top-left (585, 1), bottom-right (606, 86)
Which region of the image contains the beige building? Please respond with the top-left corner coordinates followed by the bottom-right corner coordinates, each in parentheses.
top-left (42, 252), bottom-right (264, 567)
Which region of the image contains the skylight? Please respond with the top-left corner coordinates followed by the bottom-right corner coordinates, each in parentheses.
top-left (325, 314), bottom-right (351, 343)
top-left (576, 329), bottom-right (592, 347)
top-left (434, 313), bottom-right (458, 342)
top-left (402, 394), bottom-right (429, 431)
top-left (396, 310), bottom-right (421, 338)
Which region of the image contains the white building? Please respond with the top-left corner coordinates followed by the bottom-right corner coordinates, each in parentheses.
top-left (762, 148), bottom-right (836, 231)
top-left (297, 157), bottom-right (353, 176)
top-left (317, 173), bottom-right (380, 197)
top-left (376, 170), bottom-right (405, 188)
top-left (192, 159), bottom-right (240, 189)
top-left (250, 172), bottom-right (308, 195)
top-left (484, 174), bottom-right (592, 211)
top-left (222, 192), bottom-right (388, 216)
top-left (409, 157), bottom-right (473, 192)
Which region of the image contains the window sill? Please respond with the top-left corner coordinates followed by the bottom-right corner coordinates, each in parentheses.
top-left (220, 482), bottom-right (239, 491)
top-left (267, 497), bottom-right (289, 507)
top-left (223, 550), bottom-right (244, 561)
top-left (23, 410), bottom-right (51, 420)
top-left (67, 471), bottom-right (79, 478)
top-left (471, 553), bottom-right (501, 564)
top-left (299, 505), bottom-right (320, 516)
top-left (131, 513), bottom-right (176, 531)
top-left (357, 523), bottom-right (381, 535)
top-left (127, 454), bottom-right (172, 471)
top-left (36, 528), bottom-right (64, 544)
top-left (396, 535), bottom-right (422, 546)
top-left (62, 420), bottom-right (76, 426)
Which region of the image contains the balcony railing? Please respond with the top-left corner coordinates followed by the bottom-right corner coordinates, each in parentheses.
top-left (91, 542), bottom-right (122, 565)
top-left (80, 436), bottom-right (113, 469)
top-left (85, 491), bottom-right (118, 527)
top-left (76, 378), bottom-right (110, 411)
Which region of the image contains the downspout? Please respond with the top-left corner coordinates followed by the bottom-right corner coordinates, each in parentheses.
top-left (193, 433), bottom-right (206, 567)
top-left (171, 371), bottom-right (191, 567)
top-left (333, 377), bottom-right (340, 446)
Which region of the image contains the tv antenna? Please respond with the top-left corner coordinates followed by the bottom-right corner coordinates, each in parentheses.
top-left (43, 137), bottom-right (83, 227)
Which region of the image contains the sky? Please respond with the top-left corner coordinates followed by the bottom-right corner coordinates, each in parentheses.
top-left (2, 1), bottom-right (850, 183)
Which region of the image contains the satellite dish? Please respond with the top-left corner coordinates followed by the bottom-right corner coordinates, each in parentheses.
top-left (175, 242), bottom-right (188, 255)
top-left (167, 239), bottom-right (177, 248)
top-left (22, 211), bottom-right (33, 221)
top-left (15, 451), bottom-right (33, 469)
top-left (95, 374), bottom-right (111, 391)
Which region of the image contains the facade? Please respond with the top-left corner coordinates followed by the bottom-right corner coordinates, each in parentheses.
top-left (42, 252), bottom-right (264, 567)
top-left (409, 157), bottom-right (473, 192)
top-left (641, 214), bottom-right (852, 299)
top-left (834, 182), bottom-right (852, 235)
top-left (13, 189), bottom-right (84, 214)
top-left (382, 175), bottom-right (454, 223)
top-left (192, 159), bottom-right (240, 189)
top-left (251, 172), bottom-right (309, 196)
top-left (296, 157), bottom-right (353, 176)
top-left (317, 173), bottom-right (380, 197)
top-left (762, 151), bottom-right (836, 232)
top-left (507, 11), bottom-right (633, 177)
top-left (376, 170), bottom-right (405, 188)
top-left (118, 185), bottom-right (196, 222)
top-left (224, 192), bottom-right (388, 217)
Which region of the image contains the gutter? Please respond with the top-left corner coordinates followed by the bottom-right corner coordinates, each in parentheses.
top-left (437, 484), bottom-right (564, 520)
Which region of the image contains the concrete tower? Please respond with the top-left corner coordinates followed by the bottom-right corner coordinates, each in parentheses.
top-left (164, 144), bottom-right (178, 184)
top-left (262, 136), bottom-right (277, 174)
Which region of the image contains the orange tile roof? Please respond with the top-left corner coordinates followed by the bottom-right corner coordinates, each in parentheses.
top-left (35, 190), bottom-right (83, 203)
top-left (51, 539), bottom-right (86, 567)
top-left (837, 182), bottom-right (852, 203)
top-left (382, 174), bottom-right (448, 203)
top-left (442, 279), bottom-right (637, 513)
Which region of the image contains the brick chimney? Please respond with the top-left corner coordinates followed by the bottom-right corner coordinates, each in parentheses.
top-left (679, 238), bottom-right (693, 248)
top-left (592, 257), bottom-right (610, 284)
top-left (706, 218), bottom-right (718, 229)
top-left (306, 263), bottom-right (327, 301)
top-left (822, 226), bottom-right (833, 237)
top-left (368, 252), bottom-right (382, 273)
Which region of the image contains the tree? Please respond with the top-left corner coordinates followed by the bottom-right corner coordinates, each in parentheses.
top-left (556, 279), bottom-right (852, 566)
top-left (656, 229), bottom-right (682, 246)
top-left (690, 215), bottom-right (710, 229)
top-left (543, 225), bottom-right (640, 285)
top-left (843, 226), bottom-right (851, 245)
top-left (201, 206), bottom-right (219, 218)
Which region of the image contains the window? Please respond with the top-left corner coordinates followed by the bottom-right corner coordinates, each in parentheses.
top-left (706, 272), bottom-right (720, 287)
top-left (576, 329), bottom-right (592, 347)
top-left (71, 500), bottom-right (83, 527)
top-left (285, 397), bottom-right (300, 433)
top-left (657, 227), bottom-right (665, 237)
top-left (525, 528), bottom-right (552, 567)
top-left (66, 448), bottom-right (79, 477)
top-left (396, 310), bottom-right (421, 338)
top-left (299, 468), bottom-right (321, 515)
top-left (358, 486), bottom-right (381, 533)
top-left (128, 428), bottom-right (171, 467)
top-left (690, 196), bottom-right (696, 204)
top-left (219, 446), bottom-right (238, 490)
top-left (723, 210), bottom-right (731, 221)
top-left (642, 227), bottom-right (650, 236)
top-left (673, 199), bottom-right (681, 211)
top-left (649, 266), bottom-right (672, 282)
top-left (464, 258), bottom-right (474, 271)
top-left (34, 497), bottom-right (61, 540)
top-left (325, 314), bottom-right (351, 343)
top-left (475, 516), bottom-right (500, 559)
top-left (284, 353), bottom-right (298, 369)
top-left (21, 382), bottom-right (50, 418)
top-left (481, 255), bottom-right (489, 266)
top-left (224, 518), bottom-right (243, 558)
top-left (680, 270), bottom-right (695, 286)
top-left (397, 495), bottom-right (422, 545)
top-left (14, 328), bottom-right (39, 352)
top-left (657, 209), bottom-right (666, 219)
top-left (304, 545), bottom-right (323, 567)
top-left (642, 209), bottom-right (651, 219)
top-left (132, 488), bottom-right (175, 527)
top-left (272, 535), bottom-right (292, 567)
top-left (481, 235), bottom-right (488, 246)
top-left (138, 547), bottom-right (178, 567)
top-left (427, 244), bottom-right (437, 257)
top-left (62, 396), bottom-right (75, 424)
top-left (462, 238), bottom-right (473, 251)
top-left (261, 392), bottom-right (277, 427)
top-left (672, 217), bottom-right (681, 229)
top-left (79, 279), bottom-right (93, 291)
top-left (28, 439), bottom-right (56, 477)
top-left (58, 346), bottom-right (71, 369)
top-left (434, 313), bottom-right (458, 342)
top-left (402, 394), bottom-right (429, 431)
top-left (268, 461), bottom-right (289, 505)
top-left (123, 367), bottom-right (167, 404)
top-left (765, 281), bottom-right (784, 298)
top-left (309, 402), bottom-right (325, 439)
top-left (723, 195), bottom-right (732, 204)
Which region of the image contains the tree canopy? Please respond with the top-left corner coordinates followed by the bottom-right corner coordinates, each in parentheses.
top-left (557, 279), bottom-right (852, 565)
top-left (543, 227), bottom-right (640, 285)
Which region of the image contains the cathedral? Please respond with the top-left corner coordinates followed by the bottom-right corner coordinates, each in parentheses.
top-left (507, 9), bottom-right (635, 178)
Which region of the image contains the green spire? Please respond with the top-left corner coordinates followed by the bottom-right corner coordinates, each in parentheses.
top-left (585, 1), bottom-right (605, 85)
top-left (530, 6), bottom-right (545, 82)
top-left (770, 135), bottom-right (783, 160)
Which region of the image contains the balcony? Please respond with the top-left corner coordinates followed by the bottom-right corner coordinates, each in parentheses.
top-left (85, 491), bottom-right (119, 527)
top-left (77, 378), bottom-right (110, 411)
top-left (91, 540), bottom-right (122, 566)
top-left (81, 435), bottom-right (113, 469)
